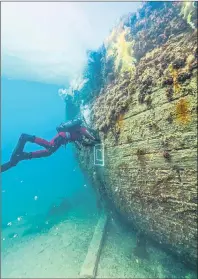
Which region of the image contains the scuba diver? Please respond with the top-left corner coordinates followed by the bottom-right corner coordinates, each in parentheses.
top-left (1, 117), bottom-right (100, 173)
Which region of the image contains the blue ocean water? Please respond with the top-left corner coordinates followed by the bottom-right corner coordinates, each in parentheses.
top-left (1, 77), bottom-right (97, 227)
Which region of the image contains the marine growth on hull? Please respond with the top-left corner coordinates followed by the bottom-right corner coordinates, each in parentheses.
top-left (63, 1), bottom-right (197, 270)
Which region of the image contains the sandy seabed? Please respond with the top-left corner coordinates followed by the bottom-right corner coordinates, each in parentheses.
top-left (1, 206), bottom-right (98, 278)
top-left (1, 207), bottom-right (197, 279)
top-left (97, 218), bottom-right (197, 279)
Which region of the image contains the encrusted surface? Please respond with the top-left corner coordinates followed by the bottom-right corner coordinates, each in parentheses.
top-left (70, 2), bottom-right (197, 267)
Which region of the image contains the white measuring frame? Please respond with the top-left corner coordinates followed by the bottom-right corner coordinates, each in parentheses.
top-left (94, 143), bottom-right (104, 166)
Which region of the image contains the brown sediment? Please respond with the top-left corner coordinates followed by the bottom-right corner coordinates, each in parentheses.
top-left (175, 98), bottom-right (191, 125)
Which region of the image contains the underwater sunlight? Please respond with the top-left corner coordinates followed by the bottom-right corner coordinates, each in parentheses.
top-left (1, 1), bottom-right (197, 279)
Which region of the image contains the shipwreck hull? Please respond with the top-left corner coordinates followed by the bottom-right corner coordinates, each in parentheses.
top-left (67, 2), bottom-right (197, 268)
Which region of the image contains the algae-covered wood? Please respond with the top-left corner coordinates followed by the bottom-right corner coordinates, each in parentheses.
top-left (67, 2), bottom-right (197, 267)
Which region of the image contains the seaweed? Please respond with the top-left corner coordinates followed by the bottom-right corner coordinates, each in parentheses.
top-left (166, 114), bottom-right (173, 124)
top-left (178, 72), bottom-right (192, 82)
top-left (138, 92), bottom-right (146, 104)
top-left (169, 64), bottom-right (181, 94)
top-left (166, 88), bottom-right (174, 102)
top-left (163, 78), bottom-right (173, 86)
top-left (172, 58), bottom-right (186, 69)
top-left (136, 148), bottom-right (145, 156)
top-left (127, 135), bottom-right (133, 143)
top-left (145, 95), bottom-right (152, 108)
top-left (180, 2), bottom-right (197, 30)
top-left (163, 151), bottom-right (171, 161)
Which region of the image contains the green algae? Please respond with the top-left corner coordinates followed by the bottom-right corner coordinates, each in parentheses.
top-left (181, 2), bottom-right (197, 30)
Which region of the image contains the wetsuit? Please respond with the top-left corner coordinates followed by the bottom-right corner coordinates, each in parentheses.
top-left (1, 123), bottom-right (97, 173)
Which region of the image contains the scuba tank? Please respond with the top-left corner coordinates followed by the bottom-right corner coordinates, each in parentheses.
top-left (56, 117), bottom-right (83, 133)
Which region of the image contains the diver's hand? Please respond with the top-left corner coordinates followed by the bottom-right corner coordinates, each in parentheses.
top-left (56, 123), bottom-right (66, 133)
top-left (93, 138), bottom-right (101, 143)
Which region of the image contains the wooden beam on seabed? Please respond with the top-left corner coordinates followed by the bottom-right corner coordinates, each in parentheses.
top-left (79, 212), bottom-right (108, 279)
